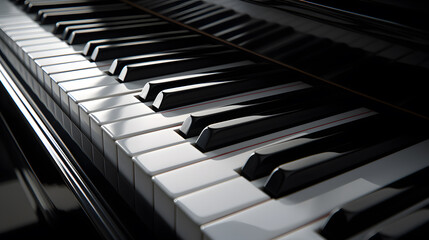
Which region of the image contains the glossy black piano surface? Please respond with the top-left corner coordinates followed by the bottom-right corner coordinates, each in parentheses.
top-left (0, 0), bottom-right (429, 239)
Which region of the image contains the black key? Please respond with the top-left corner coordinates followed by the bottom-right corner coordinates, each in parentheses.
top-left (175, 5), bottom-right (223, 22)
top-left (168, 2), bottom-right (213, 19)
top-left (151, 0), bottom-right (187, 12)
top-left (264, 133), bottom-right (422, 198)
top-left (152, 69), bottom-right (290, 111)
top-left (214, 19), bottom-right (266, 40)
top-left (180, 88), bottom-right (328, 138)
top-left (109, 45), bottom-right (225, 75)
top-left (159, 1), bottom-right (203, 16)
top-left (26, 0), bottom-right (114, 13)
top-left (368, 206), bottom-right (429, 240)
top-left (200, 14), bottom-right (251, 35)
top-left (37, 3), bottom-right (124, 17)
top-left (62, 18), bottom-right (159, 40)
top-left (139, 63), bottom-right (276, 101)
top-left (40, 5), bottom-right (137, 24)
top-left (68, 21), bottom-right (174, 44)
top-left (227, 23), bottom-right (279, 45)
top-left (184, 8), bottom-right (236, 28)
top-left (82, 30), bottom-right (188, 56)
top-left (118, 50), bottom-right (243, 82)
top-left (54, 15), bottom-right (150, 34)
top-left (143, 0), bottom-right (173, 9)
top-left (321, 167), bottom-right (429, 240)
top-left (195, 102), bottom-right (356, 152)
top-left (90, 34), bottom-right (202, 61)
top-left (241, 115), bottom-right (383, 180)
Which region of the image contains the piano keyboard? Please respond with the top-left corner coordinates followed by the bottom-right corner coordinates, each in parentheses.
top-left (1, 0), bottom-right (429, 239)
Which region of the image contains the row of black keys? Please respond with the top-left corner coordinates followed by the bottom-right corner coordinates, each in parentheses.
top-left (21, 0), bottom-right (429, 111)
top-left (140, 0), bottom-right (429, 71)
top-left (23, 0), bottom-right (423, 85)
top-left (140, 0), bottom-right (429, 115)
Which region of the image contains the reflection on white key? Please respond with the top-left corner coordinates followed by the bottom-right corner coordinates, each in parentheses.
top-left (69, 81), bottom-right (146, 124)
top-left (34, 54), bottom-right (87, 84)
top-left (176, 177), bottom-right (270, 240)
top-left (59, 75), bottom-right (119, 114)
top-left (273, 220), bottom-right (325, 240)
top-left (89, 102), bottom-right (154, 146)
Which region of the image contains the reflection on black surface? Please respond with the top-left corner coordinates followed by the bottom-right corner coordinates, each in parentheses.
top-left (0, 112), bottom-right (102, 240)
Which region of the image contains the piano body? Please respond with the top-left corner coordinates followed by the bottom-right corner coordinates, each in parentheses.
top-left (0, 0), bottom-right (429, 239)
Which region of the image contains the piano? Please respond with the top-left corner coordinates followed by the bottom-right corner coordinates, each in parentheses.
top-left (1, 0), bottom-right (429, 239)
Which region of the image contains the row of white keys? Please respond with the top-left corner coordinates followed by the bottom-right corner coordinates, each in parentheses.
top-left (0, 3), bottom-right (126, 108)
top-left (0, 0), bottom-right (150, 152)
top-left (0, 2), bottom-right (138, 162)
top-left (0, 6), bottom-right (54, 95)
top-left (49, 62), bottom-right (111, 105)
top-left (196, 139), bottom-right (429, 240)
top-left (0, 9), bottom-right (94, 96)
top-left (99, 82), bottom-right (309, 190)
top-left (34, 54), bottom-right (88, 89)
top-left (151, 108), bottom-right (375, 232)
top-left (58, 75), bottom-right (122, 117)
top-left (1, 26), bottom-right (114, 136)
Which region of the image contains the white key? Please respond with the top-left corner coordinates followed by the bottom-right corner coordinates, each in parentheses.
top-left (176, 177), bottom-right (270, 240)
top-left (70, 81), bottom-right (145, 124)
top-left (42, 60), bottom-right (109, 81)
top-left (49, 63), bottom-right (111, 104)
top-left (89, 102), bottom-right (154, 143)
top-left (201, 139), bottom-right (429, 240)
top-left (16, 37), bottom-right (62, 49)
top-left (21, 42), bottom-right (70, 58)
top-left (1, 22), bottom-right (41, 31)
top-left (79, 93), bottom-right (142, 163)
top-left (59, 75), bottom-right (119, 114)
top-left (273, 220), bottom-right (326, 240)
top-left (151, 108), bottom-right (374, 231)
top-left (34, 54), bottom-right (88, 80)
top-left (27, 48), bottom-right (80, 72)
